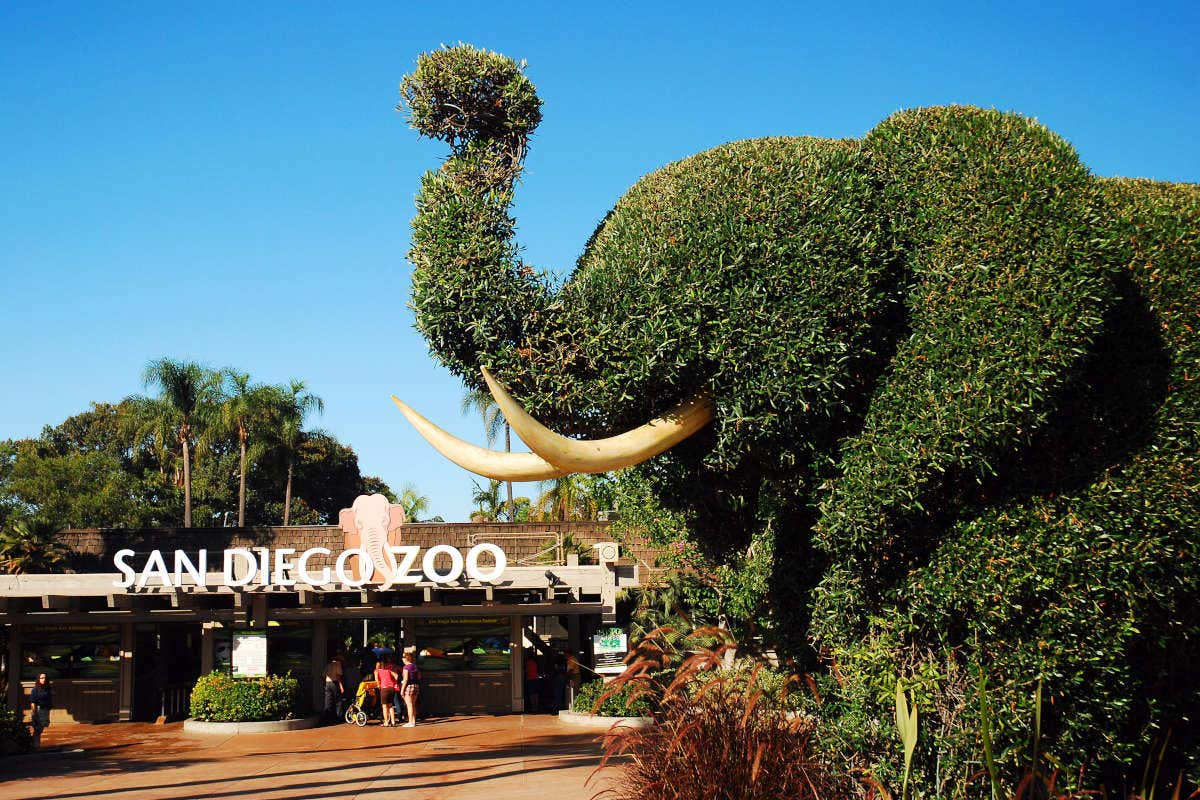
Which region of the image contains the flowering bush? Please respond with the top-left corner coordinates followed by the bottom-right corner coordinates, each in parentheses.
top-left (188, 672), bottom-right (299, 722)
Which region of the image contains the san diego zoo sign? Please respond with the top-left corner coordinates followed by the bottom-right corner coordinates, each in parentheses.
top-left (112, 543), bottom-right (508, 590)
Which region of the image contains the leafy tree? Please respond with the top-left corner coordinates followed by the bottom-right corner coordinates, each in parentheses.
top-left (0, 440), bottom-right (22, 528)
top-left (127, 358), bottom-right (222, 527)
top-left (360, 476), bottom-right (397, 502)
top-left (508, 496), bottom-right (532, 522)
top-left (1, 371), bottom-right (389, 529)
top-left (0, 519), bottom-right (69, 574)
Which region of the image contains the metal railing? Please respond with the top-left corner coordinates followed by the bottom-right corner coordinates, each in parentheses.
top-left (160, 681), bottom-right (192, 721)
top-left (468, 532), bottom-right (565, 566)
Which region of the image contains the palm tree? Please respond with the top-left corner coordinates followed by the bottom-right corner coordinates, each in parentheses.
top-left (0, 519), bottom-right (70, 574)
top-left (398, 483), bottom-right (430, 523)
top-left (470, 478), bottom-right (504, 521)
top-left (534, 474), bottom-right (599, 522)
top-left (267, 380), bottom-right (324, 526)
top-left (212, 371), bottom-right (275, 527)
top-left (129, 358), bottom-right (221, 527)
top-left (461, 387), bottom-right (514, 521)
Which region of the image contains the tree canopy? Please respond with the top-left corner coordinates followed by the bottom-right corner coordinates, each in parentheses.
top-left (1, 363), bottom-right (395, 529)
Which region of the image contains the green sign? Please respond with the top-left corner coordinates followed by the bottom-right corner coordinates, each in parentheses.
top-left (593, 627), bottom-right (627, 675)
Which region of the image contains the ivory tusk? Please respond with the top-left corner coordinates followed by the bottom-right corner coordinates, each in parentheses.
top-left (390, 396), bottom-right (568, 481)
top-left (481, 367), bottom-right (714, 474)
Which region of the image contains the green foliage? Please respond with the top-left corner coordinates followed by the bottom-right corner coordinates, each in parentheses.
top-left (896, 680), bottom-right (918, 800)
top-left (0, 518), bottom-right (69, 573)
top-left (1, 373), bottom-right (392, 529)
top-left (469, 478), bottom-right (503, 521)
top-left (0, 707), bottom-right (33, 754)
top-left (400, 46), bottom-right (1200, 792)
top-left (573, 676), bottom-right (656, 717)
top-left (188, 672), bottom-right (300, 722)
top-left (397, 482), bottom-right (430, 522)
top-left (611, 469), bottom-right (776, 645)
top-left (399, 44), bottom-right (542, 150)
top-left (533, 473), bottom-right (602, 521)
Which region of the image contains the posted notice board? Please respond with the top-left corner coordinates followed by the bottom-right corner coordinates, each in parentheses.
top-left (592, 627), bottom-right (628, 675)
top-left (232, 630), bottom-right (268, 677)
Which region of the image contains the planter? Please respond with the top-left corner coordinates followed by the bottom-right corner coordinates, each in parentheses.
top-left (557, 710), bottom-right (654, 729)
top-left (182, 715), bottom-right (320, 735)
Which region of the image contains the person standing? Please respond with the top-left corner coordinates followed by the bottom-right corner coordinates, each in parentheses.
top-left (550, 651), bottom-right (568, 712)
top-left (29, 673), bottom-right (52, 748)
top-left (524, 654), bottom-right (540, 713)
top-left (375, 656), bottom-right (399, 727)
top-left (323, 654), bottom-right (344, 725)
top-left (399, 649), bottom-right (421, 727)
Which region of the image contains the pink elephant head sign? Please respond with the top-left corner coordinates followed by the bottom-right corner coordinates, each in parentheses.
top-left (338, 493), bottom-right (407, 582)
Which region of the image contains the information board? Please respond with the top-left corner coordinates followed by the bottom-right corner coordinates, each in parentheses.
top-left (592, 627), bottom-right (628, 675)
top-left (232, 630), bottom-right (268, 677)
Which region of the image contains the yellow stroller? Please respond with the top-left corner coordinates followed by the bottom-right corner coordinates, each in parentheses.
top-left (344, 679), bottom-right (380, 726)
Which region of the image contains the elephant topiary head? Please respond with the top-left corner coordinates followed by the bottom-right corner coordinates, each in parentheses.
top-left (394, 44), bottom-right (1200, 781)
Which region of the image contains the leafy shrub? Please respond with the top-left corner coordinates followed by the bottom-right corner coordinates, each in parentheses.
top-left (188, 672), bottom-right (299, 722)
top-left (0, 707), bottom-right (32, 754)
top-left (573, 676), bottom-right (656, 718)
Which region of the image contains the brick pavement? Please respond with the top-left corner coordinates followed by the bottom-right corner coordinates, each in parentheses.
top-left (0, 715), bottom-right (621, 800)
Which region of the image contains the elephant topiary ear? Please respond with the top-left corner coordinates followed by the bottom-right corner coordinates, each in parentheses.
top-left (398, 43), bottom-right (542, 152)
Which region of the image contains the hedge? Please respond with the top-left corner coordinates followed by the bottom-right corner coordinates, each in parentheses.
top-left (188, 672), bottom-right (300, 723)
top-left (573, 677), bottom-right (656, 718)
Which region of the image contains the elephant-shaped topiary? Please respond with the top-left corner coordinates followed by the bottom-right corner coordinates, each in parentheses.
top-left (395, 45), bottom-right (1200, 787)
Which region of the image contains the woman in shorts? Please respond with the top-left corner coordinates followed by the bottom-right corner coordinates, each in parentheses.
top-left (400, 649), bottom-right (421, 727)
top-left (374, 656), bottom-right (399, 727)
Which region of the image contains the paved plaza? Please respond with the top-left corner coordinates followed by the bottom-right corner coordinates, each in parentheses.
top-left (0, 715), bottom-right (619, 800)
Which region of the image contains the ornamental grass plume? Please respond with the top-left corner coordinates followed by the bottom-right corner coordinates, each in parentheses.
top-left (590, 627), bottom-right (850, 800)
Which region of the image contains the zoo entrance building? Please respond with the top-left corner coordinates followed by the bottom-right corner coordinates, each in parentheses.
top-left (0, 513), bottom-right (646, 723)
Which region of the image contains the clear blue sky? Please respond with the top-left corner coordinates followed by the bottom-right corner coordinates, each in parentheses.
top-left (1, 1), bottom-right (1197, 521)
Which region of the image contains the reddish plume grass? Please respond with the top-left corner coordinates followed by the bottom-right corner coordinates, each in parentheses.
top-left (589, 627), bottom-right (851, 800)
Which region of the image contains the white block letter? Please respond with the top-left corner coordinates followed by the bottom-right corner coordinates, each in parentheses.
top-left (381, 546), bottom-right (421, 588)
top-left (136, 549), bottom-right (172, 589)
top-left (273, 548), bottom-right (297, 587)
top-left (173, 549), bottom-right (207, 587)
top-left (224, 548), bottom-right (257, 587)
top-left (423, 545), bottom-right (464, 583)
top-left (465, 543), bottom-right (506, 583)
top-left (113, 549), bottom-right (136, 589)
top-left (297, 548), bottom-right (331, 585)
top-left (336, 548), bottom-right (372, 587)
